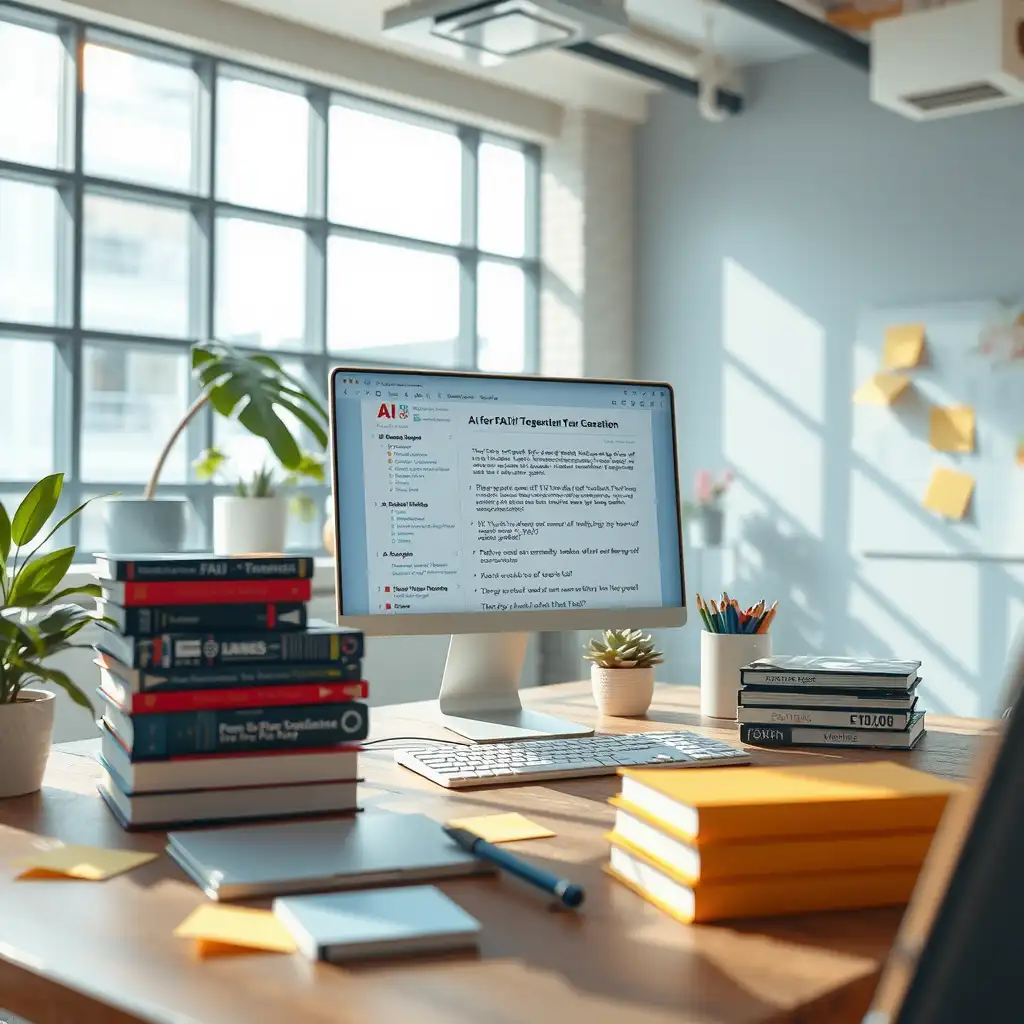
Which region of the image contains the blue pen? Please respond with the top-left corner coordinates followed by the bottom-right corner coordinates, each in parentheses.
top-left (443, 825), bottom-right (585, 909)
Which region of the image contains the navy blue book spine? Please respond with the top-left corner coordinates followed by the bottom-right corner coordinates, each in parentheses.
top-left (97, 555), bottom-right (314, 581)
top-left (112, 629), bottom-right (365, 669)
top-left (128, 662), bottom-right (363, 691)
top-left (114, 602), bottom-right (308, 636)
top-left (125, 701), bottom-right (369, 760)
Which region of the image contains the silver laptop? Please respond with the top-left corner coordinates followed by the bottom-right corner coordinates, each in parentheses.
top-left (167, 810), bottom-right (494, 901)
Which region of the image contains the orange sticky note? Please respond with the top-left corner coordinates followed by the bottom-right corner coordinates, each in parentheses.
top-left (853, 373), bottom-right (911, 405)
top-left (1017, 441), bottom-right (1024, 467)
top-left (883, 324), bottom-right (926, 370)
top-left (13, 844), bottom-right (157, 881)
top-left (173, 905), bottom-right (297, 958)
top-left (922, 467), bottom-right (974, 520)
top-left (446, 812), bottom-right (556, 843)
top-left (929, 406), bottom-right (975, 453)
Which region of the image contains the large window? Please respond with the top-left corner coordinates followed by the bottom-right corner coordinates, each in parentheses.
top-left (0, 4), bottom-right (540, 552)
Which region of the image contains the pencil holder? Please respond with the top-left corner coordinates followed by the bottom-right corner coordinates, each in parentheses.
top-left (700, 631), bottom-right (772, 720)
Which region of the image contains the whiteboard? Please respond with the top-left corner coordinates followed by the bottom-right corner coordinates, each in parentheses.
top-left (852, 299), bottom-right (1024, 559)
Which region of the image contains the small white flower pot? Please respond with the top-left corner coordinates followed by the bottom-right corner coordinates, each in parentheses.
top-left (591, 665), bottom-right (655, 717)
top-left (213, 496), bottom-right (288, 556)
top-left (700, 630), bottom-right (772, 719)
top-left (687, 505), bottom-right (725, 549)
top-left (0, 689), bottom-right (56, 798)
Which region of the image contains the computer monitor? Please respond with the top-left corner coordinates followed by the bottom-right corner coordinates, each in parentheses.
top-left (329, 368), bottom-right (686, 742)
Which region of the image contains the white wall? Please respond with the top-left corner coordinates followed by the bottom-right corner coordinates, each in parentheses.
top-left (636, 55), bottom-right (1024, 716)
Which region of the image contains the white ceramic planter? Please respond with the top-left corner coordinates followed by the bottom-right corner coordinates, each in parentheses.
top-left (213, 496), bottom-right (288, 556)
top-left (591, 665), bottom-right (655, 717)
top-left (700, 631), bottom-right (772, 719)
top-left (103, 497), bottom-right (188, 554)
top-left (0, 689), bottom-right (56, 798)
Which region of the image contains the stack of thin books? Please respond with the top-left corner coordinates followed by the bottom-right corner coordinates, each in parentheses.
top-left (605, 761), bottom-right (961, 924)
top-left (736, 655), bottom-right (925, 750)
top-left (91, 552), bottom-right (367, 830)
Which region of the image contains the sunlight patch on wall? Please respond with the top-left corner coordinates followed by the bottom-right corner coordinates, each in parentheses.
top-left (722, 257), bottom-right (825, 538)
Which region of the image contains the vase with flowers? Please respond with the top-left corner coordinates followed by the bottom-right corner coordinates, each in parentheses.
top-left (683, 469), bottom-right (733, 549)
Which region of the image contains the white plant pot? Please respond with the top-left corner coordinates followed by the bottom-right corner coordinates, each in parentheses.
top-left (590, 665), bottom-right (655, 717)
top-left (213, 496), bottom-right (288, 556)
top-left (0, 689), bottom-right (56, 798)
top-left (700, 630), bottom-right (773, 720)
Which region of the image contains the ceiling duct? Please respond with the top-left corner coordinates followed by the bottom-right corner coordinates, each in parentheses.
top-left (382, 0), bottom-right (630, 66)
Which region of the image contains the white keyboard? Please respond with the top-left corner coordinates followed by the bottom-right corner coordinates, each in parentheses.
top-left (394, 730), bottom-right (751, 788)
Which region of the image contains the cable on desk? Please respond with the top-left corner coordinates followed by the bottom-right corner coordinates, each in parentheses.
top-left (361, 735), bottom-right (469, 748)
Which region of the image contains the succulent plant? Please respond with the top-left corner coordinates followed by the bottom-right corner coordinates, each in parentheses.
top-left (584, 629), bottom-right (664, 669)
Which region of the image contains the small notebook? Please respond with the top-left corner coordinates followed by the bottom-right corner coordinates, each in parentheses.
top-left (166, 811), bottom-right (494, 900)
top-left (273, 885), bottom-right (481, 962)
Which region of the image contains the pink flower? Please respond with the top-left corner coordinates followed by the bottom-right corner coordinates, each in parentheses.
top-left (694, 469), bottom-right (712, 504)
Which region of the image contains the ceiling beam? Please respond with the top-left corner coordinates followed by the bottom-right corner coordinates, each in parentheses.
top-left (715, 0), bottom-right (871, 71)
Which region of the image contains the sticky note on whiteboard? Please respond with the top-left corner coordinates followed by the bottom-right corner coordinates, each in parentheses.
top-left (922, 467), bottom-right (975, 520)
top-left (853, 373), bottom-right (911, 405)
top-left (882, 324), bottom-right (926, 370)
top-left (929, 406), bottom-right (976, 453)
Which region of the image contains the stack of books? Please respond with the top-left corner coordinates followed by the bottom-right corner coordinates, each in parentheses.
top-left (91, 553), bottom-right (368, 830)
top-left (605, 761), bottom-right (962, 924)
top-left (736, 655), bottom-right (925, 750)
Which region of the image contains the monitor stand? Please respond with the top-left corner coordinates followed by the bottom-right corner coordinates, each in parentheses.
top-left (437, 632), bottom-right (594, 743)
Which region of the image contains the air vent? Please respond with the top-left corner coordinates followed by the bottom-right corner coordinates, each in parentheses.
top-left (904, 81), bottom-right (1008, 111)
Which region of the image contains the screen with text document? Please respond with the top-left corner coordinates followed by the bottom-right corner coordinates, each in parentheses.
top-left (332, 372), bottom-right (683, 618)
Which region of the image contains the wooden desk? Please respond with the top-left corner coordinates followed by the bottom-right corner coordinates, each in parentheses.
top-left (0, 682), bottom-right (992, 1024)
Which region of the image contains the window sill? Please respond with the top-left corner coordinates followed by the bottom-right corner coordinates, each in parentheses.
top-left (64, 557), bottom-right (338, 598)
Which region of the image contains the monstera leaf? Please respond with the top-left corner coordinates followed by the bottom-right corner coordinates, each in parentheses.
top-left (192, 344), bottom-right (329, 472)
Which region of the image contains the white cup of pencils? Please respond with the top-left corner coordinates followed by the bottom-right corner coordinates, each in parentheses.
top-left (697, 593), bottom-right (776, 720)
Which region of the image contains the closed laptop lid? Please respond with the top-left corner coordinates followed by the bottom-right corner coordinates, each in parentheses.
top-left (167, 811), bottom-right (483, 890)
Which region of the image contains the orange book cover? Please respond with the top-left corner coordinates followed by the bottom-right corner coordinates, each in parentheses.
top-left (608, 796), bottom-right (937, 883)
top-left (607, 834), bottom-right (920, 924)
top-left (618, 761), bottom-right (962, 844)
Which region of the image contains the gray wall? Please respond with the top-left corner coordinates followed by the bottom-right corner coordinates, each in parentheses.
top-left (636, 54), bottom-right (1024, 717)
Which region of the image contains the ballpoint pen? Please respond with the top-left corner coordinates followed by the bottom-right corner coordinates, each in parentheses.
top-left (443, 825), bottom-right (585, 909)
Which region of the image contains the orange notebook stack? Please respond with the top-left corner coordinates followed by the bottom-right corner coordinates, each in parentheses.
top-left (605, 761), bottom-right (963, 924)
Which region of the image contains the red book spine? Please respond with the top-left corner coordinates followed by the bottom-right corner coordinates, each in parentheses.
top-left (117, 578), bottom-right (312, 606)
top-left (111, 681), bottom-right (369, 714)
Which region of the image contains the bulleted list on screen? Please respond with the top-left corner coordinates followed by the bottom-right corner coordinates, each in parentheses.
top-left (359, 400), bottom-right (665, 615)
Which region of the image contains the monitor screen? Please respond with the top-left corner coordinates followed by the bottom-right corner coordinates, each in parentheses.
top-left (330, 369), bottom-right (684, 630)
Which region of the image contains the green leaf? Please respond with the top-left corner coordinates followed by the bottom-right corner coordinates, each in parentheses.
top-left (27, 664), bottom-right (93, 712)
top-left (22, 494), bottom-right (111, 565)
top-left (45, 582), bottom-right (102, 604)
top-left (0, 500), bottom-right (10, 568)
top-left (191, 341), bottom-right (327, 474)
top-left (193, 446), bottom-right (229, 481)
top-left (8, 546), bottom-right (76, 607)
top-left (11, 473), bottom-right (63, 546)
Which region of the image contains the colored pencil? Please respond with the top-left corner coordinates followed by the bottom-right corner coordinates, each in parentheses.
top-left (695, 593), bottom-right (777, 634)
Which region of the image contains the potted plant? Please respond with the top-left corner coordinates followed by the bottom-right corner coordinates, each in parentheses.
top-left (1, 475), bottom-right (106, 798)
top-left (104, 343), bottom-right (329, 554)
top-left (194, 449), bottom-right (325, 556)
top-left (683, 469), bottom-right (733, 549)
top-left (584, 628), bottom-right (664, 717)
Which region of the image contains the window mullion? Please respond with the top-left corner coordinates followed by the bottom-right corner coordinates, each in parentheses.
top-left (458, 126), bottom-right (479, 370)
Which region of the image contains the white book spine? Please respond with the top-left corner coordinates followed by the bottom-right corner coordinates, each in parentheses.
top-left (737, 706), bottom-right (912, 730)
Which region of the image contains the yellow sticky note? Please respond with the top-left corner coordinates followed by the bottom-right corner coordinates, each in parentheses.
top-left (922, 467), bottom-right (975, 520)
top-left (929, 406), bottom-right (976, 453)
top-left (173, 905), bottom-right (297, 958)
top-left (883, 324), bottom-right (926, 369)
top-left (853, 372), bottom-right (911, 405)
top-left (446, 812), bottom-right (556, 843)
top-left (13, 844), bottom-right (157, 881)
top-left (1016, 441), bottom-right (1024, 467)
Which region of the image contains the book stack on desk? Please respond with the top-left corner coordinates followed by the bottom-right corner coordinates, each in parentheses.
top-left (605, 761), bottom-right (961, 924)
top-left (90, 553), bottom-right (367, 831)
top-left (736, 656), bottom-right (926, 750)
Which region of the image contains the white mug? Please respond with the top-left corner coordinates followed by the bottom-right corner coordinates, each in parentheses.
top-left (700, 631), bottom-right (773, 719)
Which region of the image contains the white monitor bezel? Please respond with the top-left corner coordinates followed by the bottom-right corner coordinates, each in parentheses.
top-left (328, 366), bottom-right (687, 636)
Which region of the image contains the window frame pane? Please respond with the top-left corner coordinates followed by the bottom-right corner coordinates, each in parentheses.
top-left (0, 4), bottom-right (540, 553)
